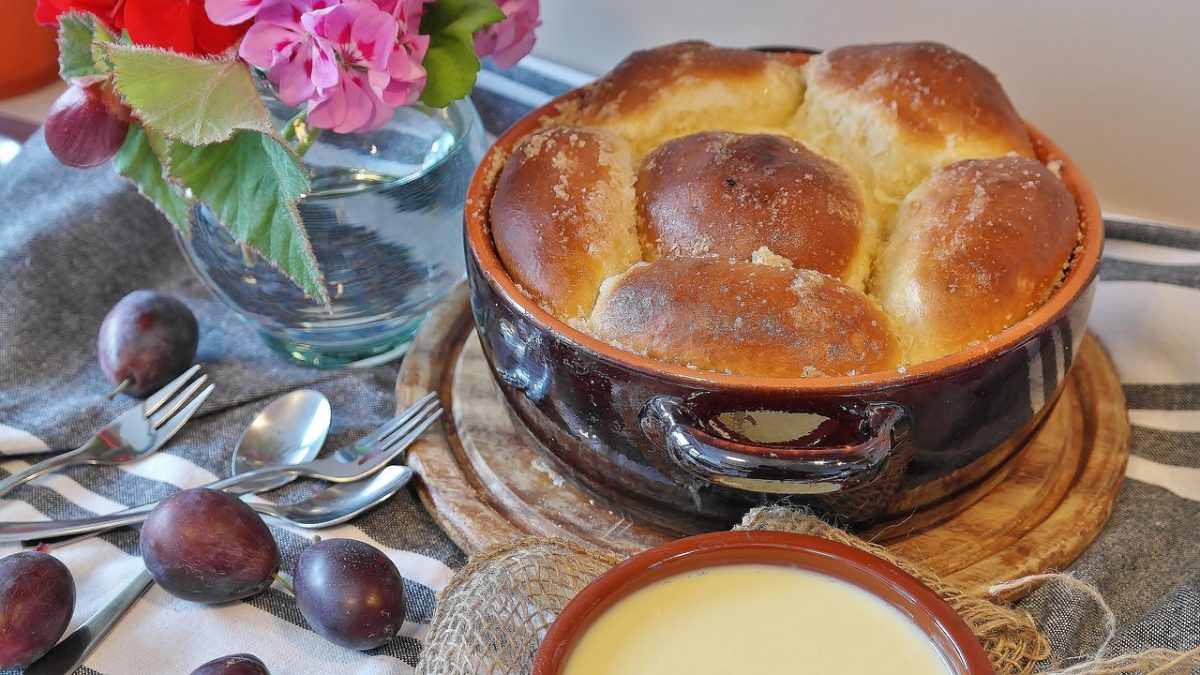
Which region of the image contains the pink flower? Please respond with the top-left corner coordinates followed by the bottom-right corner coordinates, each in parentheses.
top-left (473, 0), bottom-right (539, 69)
top-left (205, 0), bottom-right (267, 26)
top-left (302, 1), bottom-right (398, 133)
top-left (380, 0), bottom-right (430, 106)
top-left (238, 0), bottom-right (339, 107)
top-left (230, 0), bottom-right (437, 133)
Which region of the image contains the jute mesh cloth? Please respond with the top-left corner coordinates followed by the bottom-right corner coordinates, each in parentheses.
top-left (419, 506), bottom-right (1050, 674)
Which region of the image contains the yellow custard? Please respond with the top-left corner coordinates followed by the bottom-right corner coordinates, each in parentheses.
top-left (561, 564), bottom-right (954, 675)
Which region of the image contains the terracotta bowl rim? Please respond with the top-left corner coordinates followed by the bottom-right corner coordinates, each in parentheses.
top-left (465, 67), bottom-right (1103, 393)
top-left (531, 530), bottom-right (994, 674)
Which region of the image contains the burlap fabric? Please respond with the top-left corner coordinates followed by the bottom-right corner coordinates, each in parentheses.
top-left (418, 506), bottom-right (1051, 675)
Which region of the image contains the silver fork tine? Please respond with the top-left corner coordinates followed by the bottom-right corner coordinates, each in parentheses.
top-left (149, 383), bottom-right (215, 446)
top-left (149, 374), bottom-right (210, 430)
top-left (376, 397), bottom-right (441, 448)
top-left (369, 402), bottom-right (443, 463)
top-left (142, 365), bottom-right (202, 417)
top-left (359, 392), bottom-right (438, 447)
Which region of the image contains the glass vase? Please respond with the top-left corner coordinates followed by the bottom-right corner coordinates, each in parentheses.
top-left (175, 97), bottom-right (488, 368)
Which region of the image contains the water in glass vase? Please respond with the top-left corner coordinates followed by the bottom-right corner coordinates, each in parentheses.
top-left (179, 100), bottom-right (488, 368)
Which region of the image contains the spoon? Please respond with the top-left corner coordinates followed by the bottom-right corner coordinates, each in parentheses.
top-left (24, 390), bottom-right (334, 675)
top-left (27, 468), bottom-right (413, 675)
top-left (23, 389), bottom-right (333, 548)
top-left (250, 465), bottom-right (414, 528)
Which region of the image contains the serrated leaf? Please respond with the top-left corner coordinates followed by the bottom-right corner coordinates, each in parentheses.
top-left (57, 11), bottom-right (114, 80)
top-left (166, 132), bottom-right (327, 302)
top-left (419, 0), bottom-right (505, 107)
top-left (105, 45), bottom-right (274, 145)
top-left (113, 124), bottom-right (194, 235)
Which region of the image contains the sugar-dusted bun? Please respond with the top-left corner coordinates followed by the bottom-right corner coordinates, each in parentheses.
top-left (872, 157), bottom-right (1079, 363)
top-left (490, 125), bottom-right (641, 319)
top-left (636, 131), bottom-right (875, 289)
top-left (589, 257), bottom-right (901, 378)
top-left (576, 41), bottom-right (804, 157)
top-left (796, 42), bottom-right (1035, 219)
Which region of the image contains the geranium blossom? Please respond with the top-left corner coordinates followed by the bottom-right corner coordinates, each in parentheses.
top-left (302, 2), bottom-right (398, 132)
top-left (380, 0), bottom-right (431, 106)
top-left (34, 0), bottom-right (119, 29)
top-left (205, 0), bottom-right (270, 26)
top-left (473, 0), bottom-right (540, 68)
top-left (36, 0), bottom-right (248, 55)
top-left (237, 0), bottom-right (339, 108)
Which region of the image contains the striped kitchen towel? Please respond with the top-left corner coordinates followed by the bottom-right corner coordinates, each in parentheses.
top-left (0, 55), bottom-right (1197, 672)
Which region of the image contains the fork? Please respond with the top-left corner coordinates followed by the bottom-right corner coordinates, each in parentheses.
top-left (0, 366), bottom-right (213, 500)
top-left (0, 392), bottom-right (442, 543)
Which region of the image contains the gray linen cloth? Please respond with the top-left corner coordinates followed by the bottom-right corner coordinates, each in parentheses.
top-left (1, 58), bottom-right (1197, 673)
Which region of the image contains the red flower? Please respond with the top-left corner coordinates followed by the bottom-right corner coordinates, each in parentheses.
top-left (35, 0), bottom-right (248, 56)
top-left (35, 0), bottom-right (121, 29)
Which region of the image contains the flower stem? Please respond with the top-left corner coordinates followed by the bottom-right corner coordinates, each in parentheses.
top-left (281, 109), bottom-right (323, 158)
top-left (293, 127), bottom-right (323, 157)
top-left (282, 110), bottom-right (305, 142)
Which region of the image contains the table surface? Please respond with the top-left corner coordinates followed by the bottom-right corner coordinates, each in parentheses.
top-left (0, 54), bottom-right (1197, 675)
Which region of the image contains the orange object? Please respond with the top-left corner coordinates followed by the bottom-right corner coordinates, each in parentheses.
top-left (0, 0), bottom-right (60, 99)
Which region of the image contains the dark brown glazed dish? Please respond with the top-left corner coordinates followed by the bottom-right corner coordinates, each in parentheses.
top-left (464, 50), bottom-right (1103, 530)
top-left (532, 531), bottom-right (994, 674)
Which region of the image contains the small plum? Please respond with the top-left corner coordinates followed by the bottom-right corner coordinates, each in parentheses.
top-left (97, 289), bottom-right (199, 397)
top-left (141, 488), bottom-right (280, 604)
top-left (189, 653), bottom-right (271, 675)
top-left (44, 84), bottom-right (130, 169)
top-left (294, 538), bottom-right (407, 650)
top-left (0, 551), bottom-right (76, 669)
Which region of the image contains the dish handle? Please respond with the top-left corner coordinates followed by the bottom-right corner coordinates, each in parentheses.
top-left (639, 397), bottom-right (909, 495)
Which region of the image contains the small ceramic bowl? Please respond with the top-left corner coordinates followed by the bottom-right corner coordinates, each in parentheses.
top-left (532, 530), bottom-right (994, 674)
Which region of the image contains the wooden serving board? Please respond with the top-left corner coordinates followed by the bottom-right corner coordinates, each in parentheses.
top-left (396, 284), bottom-right (1130, 600)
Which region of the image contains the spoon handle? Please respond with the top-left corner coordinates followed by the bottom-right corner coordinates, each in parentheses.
top-left (0, 503), bottom-right (155, 544)
top-left (4, 470), bottom-right (301, 546)
top-left (25, 568), bottom-right (154, 675)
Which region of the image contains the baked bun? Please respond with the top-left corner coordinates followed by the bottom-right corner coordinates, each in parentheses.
top-left (796, 42), bottom-right (1035, 219)
top-left (589, 257), bottom-right (901, 378)
top-left (636, 131), bottom-right (875, 289)
top-left (872, 157), bottom-right (1079, 363)
top-left (490, 125), bottom-right (641, 319)
top-left (487, 41), bottom-right (1082, 377)
top-left (576, 41), bottom-right (804, 157)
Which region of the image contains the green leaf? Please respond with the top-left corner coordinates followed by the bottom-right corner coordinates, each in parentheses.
top-left (419, 0), bottom-right (506, 107)
top-left (166, 132), bottom-right (327, 302)
top-left (113, 124), bottom-right (194, 235)
top-left (104, 45), bottom-right (274, 145)
top-left (57, 11), bottom-right (114, 80)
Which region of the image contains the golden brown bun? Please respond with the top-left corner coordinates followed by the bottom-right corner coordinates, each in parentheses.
top-left (490, 125), bottom-right (641, 319)
top-left (576, 41), bottom-right (804, 157)
top-left (872, 156), bottom-right (1079, 363)
top-left (636, 131), bottom-right (875, 289)
top-left (795, 42), bottom-right (1035, 219)
top-left (589, 257), bottom-right (901, 378)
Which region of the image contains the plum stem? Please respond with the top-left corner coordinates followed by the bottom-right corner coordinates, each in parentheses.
top-left (105, 376), bottom-right (133, 400)
top-left (272, 572), bottom-right (295, 596)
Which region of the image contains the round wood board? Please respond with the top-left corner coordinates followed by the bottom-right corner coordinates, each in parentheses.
top-left (396, 284), bottom-right (1130, 600)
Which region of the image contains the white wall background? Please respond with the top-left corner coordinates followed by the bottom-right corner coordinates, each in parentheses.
top-left (533, 1), bottom-right (1200, 227)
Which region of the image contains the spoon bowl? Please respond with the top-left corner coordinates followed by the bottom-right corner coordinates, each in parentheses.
top-left (231, 390), bottom-right (331, 494)
top-left (251, 465), bottom-right (413, 528)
